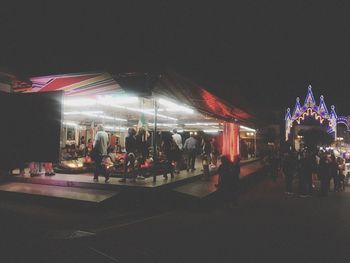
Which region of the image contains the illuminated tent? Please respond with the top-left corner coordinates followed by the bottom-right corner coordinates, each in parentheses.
top-left (13, 71), bottom-right (256, 161)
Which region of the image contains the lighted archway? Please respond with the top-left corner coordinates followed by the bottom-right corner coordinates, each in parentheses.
top-left (285, 85), bottom-right (348, 141)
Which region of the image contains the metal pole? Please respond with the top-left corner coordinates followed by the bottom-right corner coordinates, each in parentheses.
top-left (254, 131), bottom-right (257, 158)
top-left (153, 99), bottom-right (158, 182)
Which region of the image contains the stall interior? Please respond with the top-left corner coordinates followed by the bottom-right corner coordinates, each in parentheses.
top-left (59, 93), bottom-right (225, 177)
top-left (239, 125), bottom-right (257, 160)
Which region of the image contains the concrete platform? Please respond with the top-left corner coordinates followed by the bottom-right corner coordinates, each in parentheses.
top-left (10, 166), bottom-right (217, 192)
top-left (174, 160), bottom-right (264, 198)
top-left (0, 182), bottom-right (118, 203)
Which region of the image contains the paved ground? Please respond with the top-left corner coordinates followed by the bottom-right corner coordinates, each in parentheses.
top-left (1, 173), bottom-right (350, 262)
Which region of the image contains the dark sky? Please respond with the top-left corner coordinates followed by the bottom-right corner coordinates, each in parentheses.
top-left (1, 1), bottom-right (350, 115)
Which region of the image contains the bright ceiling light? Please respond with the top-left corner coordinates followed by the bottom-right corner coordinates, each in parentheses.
top-left (97, 96), bottom-right (177, 121)
top-left (185, 122), bottom-right (219, 126)
top-left (64, 111), bottom-right (103, 115)
top-left (148, 123), bottom-right (177, 127)
top-left (240, 125), bottom-right (256, 132)
top-left (82, 112), bottom-right (127, 122)
top-left (104, 126), bottom-right (128, 131)
top-left (98, 95), bottom-right (139, 105)
top-left (64, 98), bottom-right (97, 107)
top-left (63, 121), bottom-right (78, 127)
top-left (158, 98), bottom-right (194, 114)
top-left (64, 111), bottom-right (127, 122)
top-left (203, 129), bottom-right (222, 133)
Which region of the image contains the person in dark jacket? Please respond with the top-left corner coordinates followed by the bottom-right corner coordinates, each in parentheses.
top-left (216, 155), bottom-right (240, 208)
top-left (135, 128), bottom-right (149, 179)
top-left (319, 154), bottom-right (331, 196)
top-left (329, 154), bottom-right (339, 192)
top-left (161, 132), bottom-right (175, 180)
top-left (120, 128), bottom-right (137, 183)
top-left (299, 151), bottom-right (314, 197)
top-left (282, 150), bottom-right (297, 194)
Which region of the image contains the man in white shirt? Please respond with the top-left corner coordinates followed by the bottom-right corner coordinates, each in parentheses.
top-left (93, 124), bottom-right (109, 182)
top-left (172, 129), bottom-right (183, 173)
top-left (172, 129), bottom-right (183, 150)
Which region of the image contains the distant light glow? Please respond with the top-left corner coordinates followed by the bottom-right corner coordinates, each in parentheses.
top-left (63, 121), bottom-right (78, 127)
top-left (203, 129), bottom-right (221, 133)
top-left (64, 98), bottom-right (96, 107)
top-left (148, 123), bottom-right (177, 127)
top-left (158, 98), bottom-right (194, 114)
top-left (97, 95), bottom-right (177, 121)
top-left (104, 126), bottom-right (128, 131)
top-left (240, 125), bottom-right (256, 132)
top-left (184, 122), bottom-right (220, 126)
top-left (64, 111), bottom-right (103, 115)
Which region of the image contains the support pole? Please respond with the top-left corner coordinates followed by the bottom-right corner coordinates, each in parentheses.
top-left (254, 131), bottom-right (257, 158)
top-left (153, 99), bottom-right (158, 182)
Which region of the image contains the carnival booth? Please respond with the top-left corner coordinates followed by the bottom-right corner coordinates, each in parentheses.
top-left (13, 71), bottom-right (256, 179)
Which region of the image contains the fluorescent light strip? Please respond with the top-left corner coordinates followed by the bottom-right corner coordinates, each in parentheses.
top-left (63, 121), bottom-right (78, 127)
top-left (240, 125), bottom-right (256, 132)
top-left (64, 111), bottom-right (127, 122)
top-left (184, 122), bottom-right (219, 126)
top-left (63, 96), bottom-right (139, 107)
top-left (64, 111), bottom-right (103, 115)
top-left (64, 98), bottom-right (97, 106)
top-left (158, 98), bottom-right (194, 114)
top-left (104, 126), bottom-right (128, 131)
top-left (148, 123), bottom-right (177, 127)
top-left (97, 96), bottom-right (177, 121)
top-left (203, 129), bottom-right (221, 133)
top-left (82, 112), bottom-right (127, 122)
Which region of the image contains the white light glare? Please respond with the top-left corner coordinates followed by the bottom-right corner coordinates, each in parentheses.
top-left (104, 126), bottom-right (128, 131)
top-left (185, 122), bottom-right (219, 126)
top-left (83, 112), bottom-right (127, 122)
top-left (148, 123), bottom-right (177, 127)
top-left (158, 98), bottom-right (194, 114)
top-left (240, 125), bottom-right (256, 132)
top-left (63, 111), bottom-right (103, 115)
top-left (98, 95), bottom-right (177, 121)
top-left (64, 98), bottom-right (96, 107)
top-left (203, 129), bottom-right (221, 133)
top-left (64, 111), bottom-right (127, 121)
top-left (63, 121), bottom-right (78, 127)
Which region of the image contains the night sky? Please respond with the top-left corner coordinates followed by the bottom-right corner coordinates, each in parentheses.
top-left (1, 1), bottom-right (350, 116)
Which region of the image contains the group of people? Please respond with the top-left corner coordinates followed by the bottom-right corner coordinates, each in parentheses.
top-left (282, 149), bottom-right (346, 197)
top-left (161, 129), bottom-right (219, 179)
top-left (86, 125), bottom-right (221, 183)
top-left (92, 125), bottom-right (149, 183)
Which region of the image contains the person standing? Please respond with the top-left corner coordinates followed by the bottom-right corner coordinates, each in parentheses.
top-left (337, 157), bottom-right (345, 191)
top-left (299, 151), bottom-right (313, 197)
top-left (216, 155), bottom-right (240, 208)
top-left (319, 154), bottom-right (331, 196)
top-left (135, 128), bottom-right (149, 179)
top-left (329, 154), bottom-right (339, 192)
top-left (172, 129), bottom-right (183, 173)
top-left (120, 128), bottom-right (137, 183)
top-left (161, 132), bottom-right (175, 179)
top-left (269, 152), bottom-right (279, 182)
top-left (282, 150), bottom-right (297, 194)
top-left (210, 138), bottom-right (218, 167)
top-left (93, 124), bottom-right (109, 182)
top-left (183, 134), bottom-right (197, 171)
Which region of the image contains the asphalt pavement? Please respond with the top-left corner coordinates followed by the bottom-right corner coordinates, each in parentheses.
top-left (1, 174), bottom-right (350, 262)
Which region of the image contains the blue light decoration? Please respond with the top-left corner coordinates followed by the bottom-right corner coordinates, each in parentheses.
top-left (285, 85), bottom-right (349, 141)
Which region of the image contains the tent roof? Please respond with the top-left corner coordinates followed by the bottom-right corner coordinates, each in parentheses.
top-left (13, 70), bottom-right (256, 126)
top-left (151, 71), bottom-right (256, 125)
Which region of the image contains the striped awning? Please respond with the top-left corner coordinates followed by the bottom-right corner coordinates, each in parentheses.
top-left (14, 72), bottom-right (123, 96)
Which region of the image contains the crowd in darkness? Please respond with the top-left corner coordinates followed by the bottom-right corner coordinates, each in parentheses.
top-left (269, 148), bottom-right (347, 197)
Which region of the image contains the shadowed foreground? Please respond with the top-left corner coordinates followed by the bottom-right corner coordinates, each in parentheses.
top-left (0, 175), bottom-right (349, 262)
